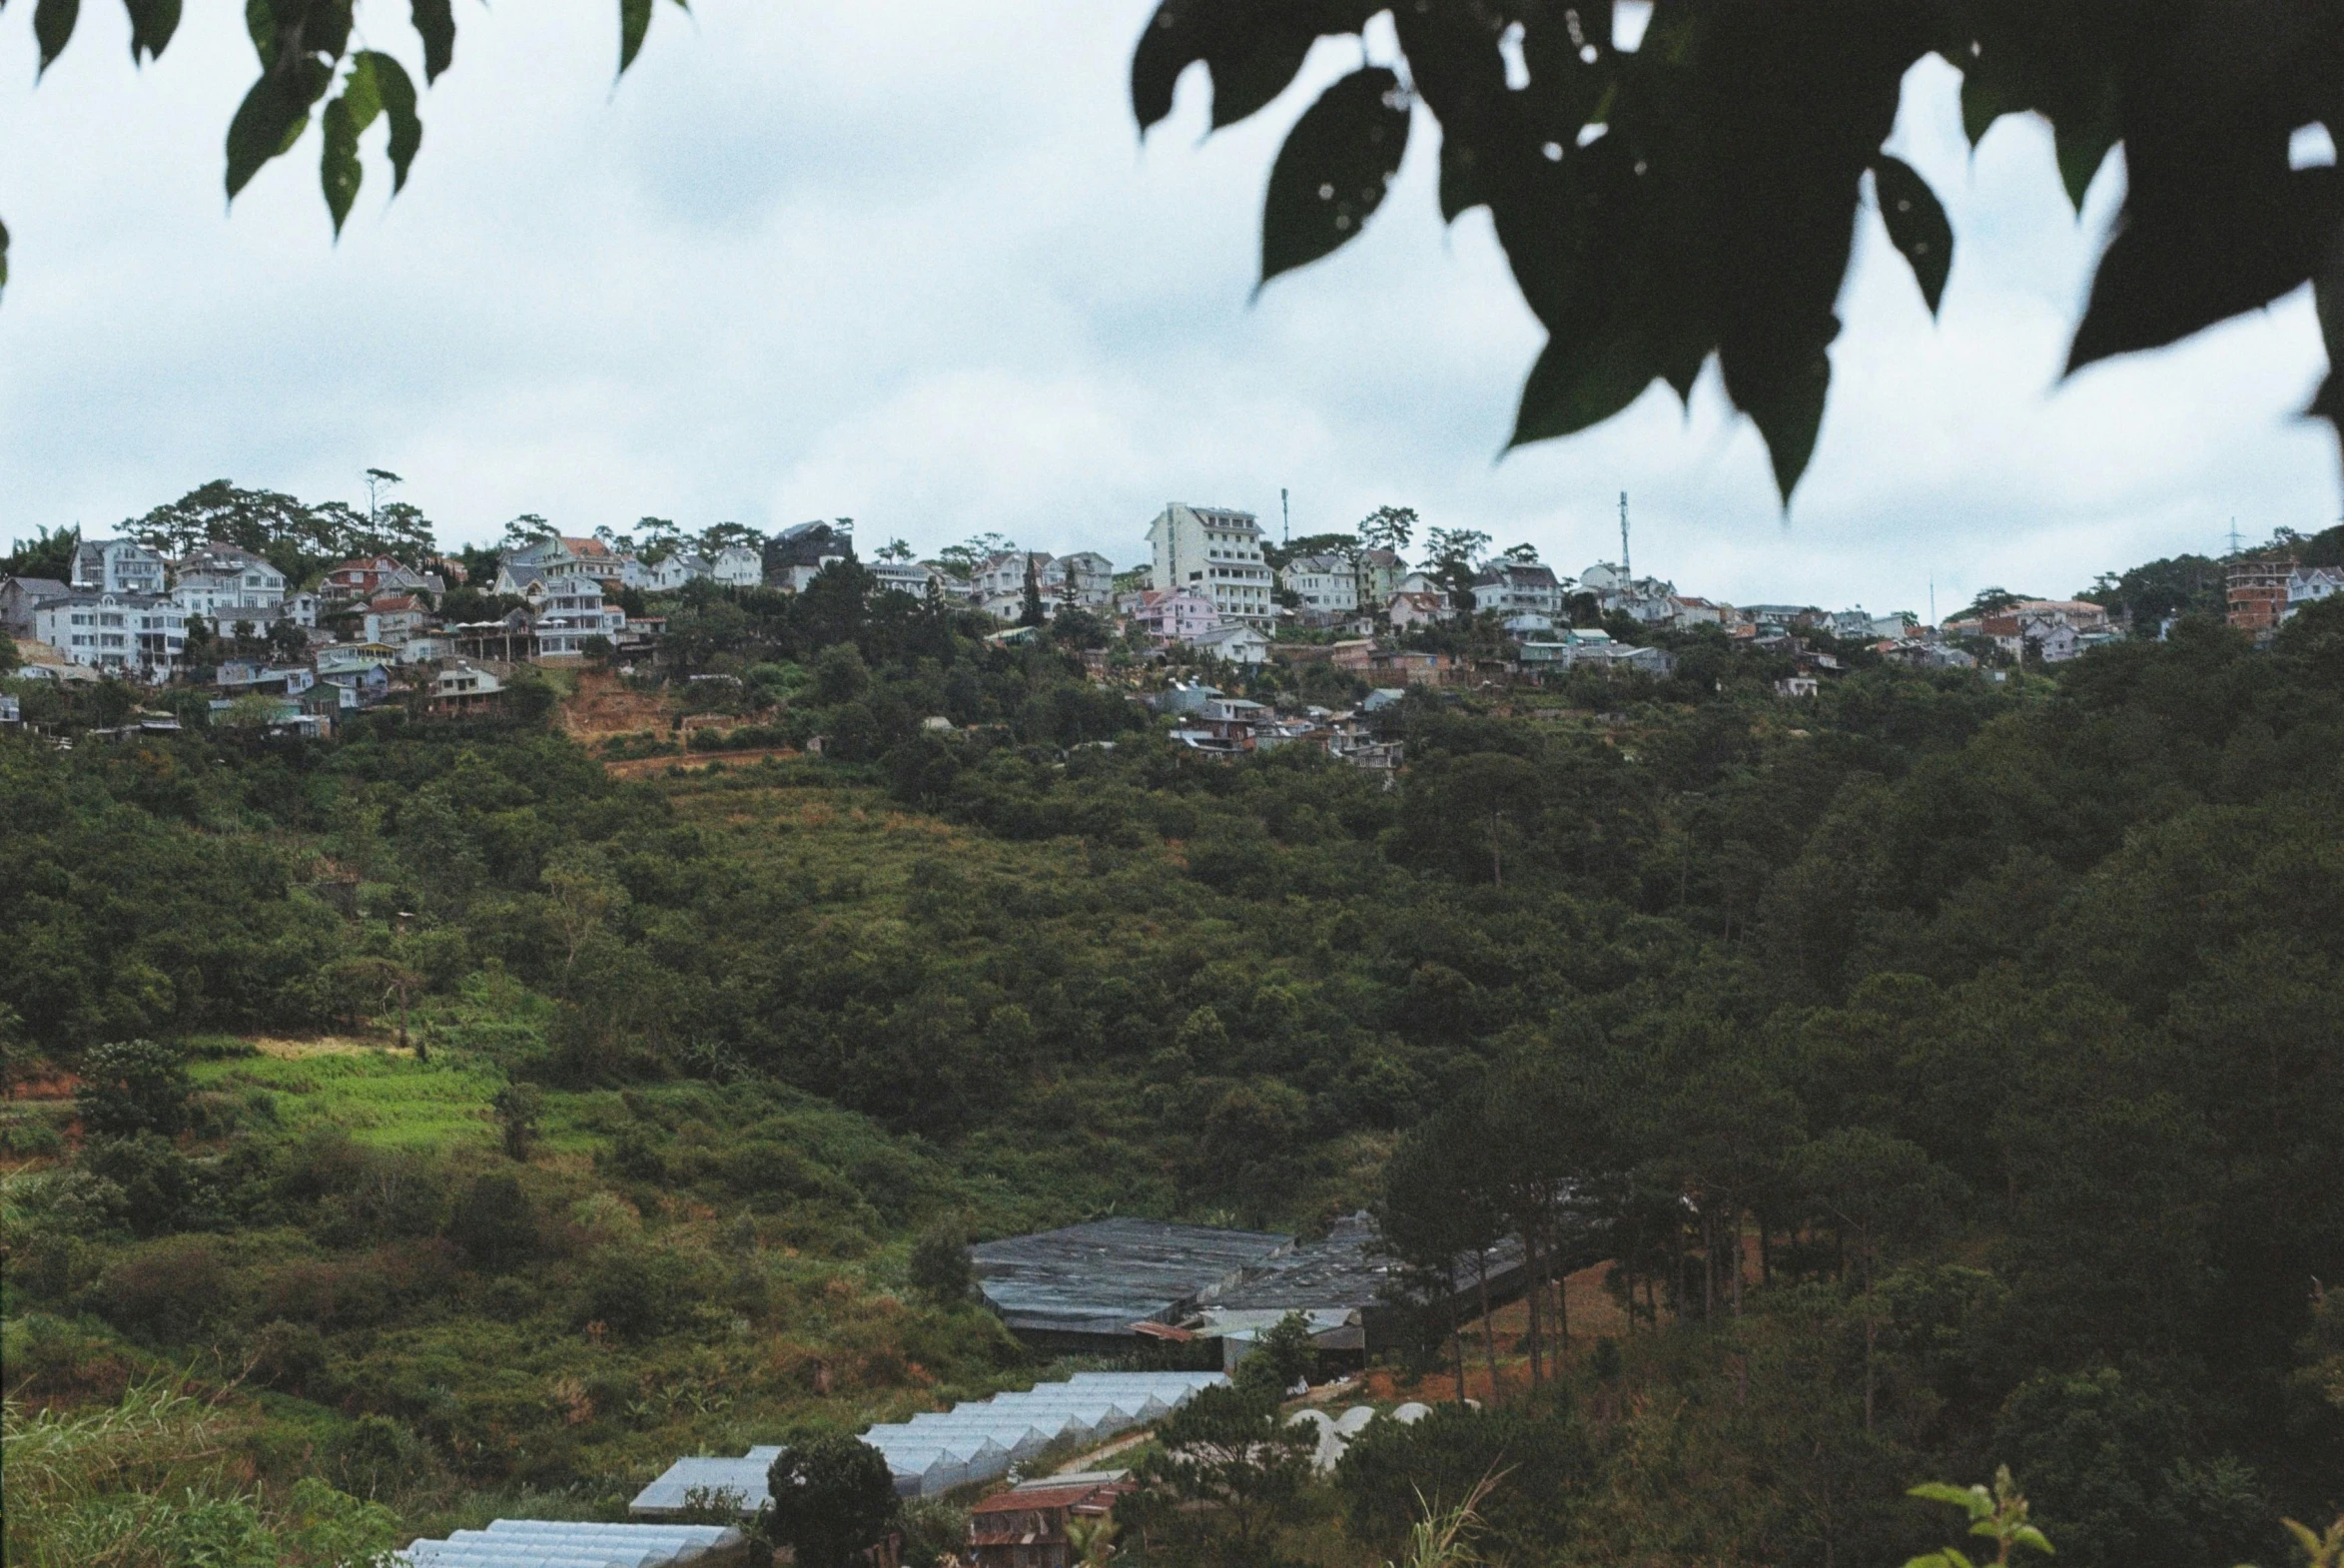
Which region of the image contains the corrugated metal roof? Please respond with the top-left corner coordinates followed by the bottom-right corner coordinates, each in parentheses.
top-left (399, 1520), bottom-right (741, 1568)
top-left (970, 1218), bottom-right (1292, 1335)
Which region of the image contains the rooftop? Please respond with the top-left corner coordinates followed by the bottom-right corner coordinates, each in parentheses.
top-left (970, 1217), bottom-right (1292, 1336)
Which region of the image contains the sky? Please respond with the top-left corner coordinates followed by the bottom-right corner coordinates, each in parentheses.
top-left (2, 2), bottom-right (2337, 620)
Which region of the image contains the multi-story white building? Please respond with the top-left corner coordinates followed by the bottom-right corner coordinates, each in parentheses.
top-left (870, 559), bottom-right (942, 598)
top-left (1044, 551), bottom-right (1117, 610)
top-left (1146, 503), bottom-right (1274, 627)
top-left (972, 551), bottom-right (1050, 621)
top-left (710, 545), bottom-right (765, 587)
top-left (34, 591), bottom-right (187, 677)
top-left (171, 544), bottom-right (287, 617)
top-left (1471, 560), bottom-right (1564, 634)
top-left (71, 538), bottom-right (169, 597)
top-left (2286, 565), bottom-right (2343, 618)
top-left (503, 535), bottom-right (619, 584)
top-left (509, 571), bottom-right (627, 657)
top-left (1282, 553), bottom-right (1359, 621)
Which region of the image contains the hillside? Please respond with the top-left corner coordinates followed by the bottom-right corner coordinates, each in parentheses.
top-left (4, 601), bottom-right (2342, 1568)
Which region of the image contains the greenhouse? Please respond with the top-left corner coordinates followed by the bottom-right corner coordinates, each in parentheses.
top-left (400, 1519), bottom-right (747, 1568)
top-left (629, 1370), bottom-right (1229, 1509)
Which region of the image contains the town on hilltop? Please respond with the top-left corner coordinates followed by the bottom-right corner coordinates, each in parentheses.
top-left (3, 490), bottom-right (2339, 746)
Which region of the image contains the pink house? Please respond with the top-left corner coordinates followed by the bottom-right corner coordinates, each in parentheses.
top-left (1131, 587), bottom-right (1220, 643)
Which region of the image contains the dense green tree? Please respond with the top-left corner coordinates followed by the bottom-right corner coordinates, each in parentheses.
top-left (764, 1434), bottom-right (902, 1568)
top-left (74, 1039), bottom-right (193, 1141)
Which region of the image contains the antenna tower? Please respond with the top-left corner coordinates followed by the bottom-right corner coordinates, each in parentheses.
top-left (1281, 487), bottom-right (1290, 545)
top-left (1618, 491), bottom-right (1631, 580)
top-left (2226, 516), bottom-right (2244, 557)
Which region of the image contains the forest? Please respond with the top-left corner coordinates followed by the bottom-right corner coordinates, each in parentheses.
top-left (3, 571), bottom-right (2340, 1568)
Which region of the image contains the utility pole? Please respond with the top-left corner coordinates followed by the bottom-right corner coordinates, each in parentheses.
top-left (1618, 491), bottom-right (1632, 580)
top-left (1281, 487), bottom-right (1290, 546)
top-left (1929, 571), bottom-right (1937, 628)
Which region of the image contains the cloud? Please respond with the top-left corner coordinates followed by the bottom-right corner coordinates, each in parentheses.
top-left (0, 5), bottom-right (2332, 614)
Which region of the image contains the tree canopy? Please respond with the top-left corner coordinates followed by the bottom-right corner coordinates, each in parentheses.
top-left (1133, 0), bottom-right (2344, 498)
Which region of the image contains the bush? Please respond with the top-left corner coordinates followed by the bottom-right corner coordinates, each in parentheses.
top-left (326, 1413), bottom-right (436, 1500)
top-left (1334, 1402), bottom-right (1590, 1555)
top-left (74, 1038), bottom-right (192, 1140)
top-left (580, 1247), bottom-right (674, 1342)
top-left (446, 1175), bottom-right (536, 1271)
top-left (250, 1319), bottom-right (331, 1398)
top-left (92, 1234), bottom-right (233, 1343)
top-left (906, 1220), bottom-right (971, 1307)
top-left (79, 1134), bottom-right (209, 1235)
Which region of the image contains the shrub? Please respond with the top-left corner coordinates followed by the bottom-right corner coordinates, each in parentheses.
top-left (1334, 1402), bottom-right (1590, 1555)
top-left (249, 1319), bottom-right (331, 1398)
top-left (74, 1039), bottom-right (192, 1140)
top-left (326, 1414), bottom-right (435, 1500)
top-left (92, 1234), bottom-right (233, 1343)
top-left (906, 1220), bottom-right (971, 1307)
top-left (446, 1175), bottom-right (536, 1271)
top-left (79, 1134), bottom-right (208, 1235)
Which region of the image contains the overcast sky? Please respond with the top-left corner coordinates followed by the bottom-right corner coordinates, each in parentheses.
top-left (3, 2), bottom-right (2336, 617)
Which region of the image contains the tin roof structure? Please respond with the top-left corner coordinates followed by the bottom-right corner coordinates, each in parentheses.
top-left (969, 1217), bottom-right (1293, 1337)
top-left (629, 1372), bottom-right (1227, 1508)
top-left (1208, 1212), bottom-right (1395, 1313)
top-left (399, 1520), bottom-right (744, 1568)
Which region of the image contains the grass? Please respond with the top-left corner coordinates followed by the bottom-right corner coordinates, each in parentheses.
top-left (194, 1049), bottom-right (505, 1151)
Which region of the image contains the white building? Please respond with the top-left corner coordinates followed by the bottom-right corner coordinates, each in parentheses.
top-left (520, 573), bottom-right (627, 657)
top-left (502, 535), bottom-right (619, 584)
top-left (1146, 503), bottom-right (1274, 627)
top-left (2286, 565), bottom-right (2343, 618)
top-left (1193, 622), bottom-right (1272, 665)
top-left (870, 559), bottom-right (942, 598)
top-left (1045, 551), bottom-right (1117, 610)
top-left (1283, 553), bottom-right (1359, 620)
top-left (1471, 561), bottom-right (1564, 634)
top-left (34, 591), bottom-right (188, 677)
top-left (171, 543), bottom-right (288, 617)
top-left (972, 551), bottom-right (1049, 621)
top-left (72, 538), bottom-right (169, 597)
top-left (710, 545), bottom-right (764, 587)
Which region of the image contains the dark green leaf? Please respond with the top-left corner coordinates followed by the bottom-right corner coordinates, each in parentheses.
top-left (619, 0), bottom-right (652, 74)
top-left (0, 213), bottom-right (10, 303)
top-left (1725, 326), bottom-right (1834, 503)
top-left (1437, 134), bottom-right (1487, 223)
top-left (340, 51), bottom-right (384, 132)
top-left (1871, 154), bottom-right (1953, 315)
top-left (2309, 217), bottom-right (2343, 442)
top-left (2069, 165), bottom-right (2334, 374)
top-left (226, 59), bottom-right (331, 199)
top-left (410, 0), bottom-right (453, 82)
top-left (365, 50), bottom-right (421, 192)
top-left (34, 0), bottom-right (78, 75)
top-left (1209, 31), bottom-right (1312, 130)
top-left (2051, 83), bottom-right (2119, 211)
top-left (1259, 65), bottom-right (1409, 289)
top-left (321, 93), bottom-right (362, 236)
top-left (121, 0), bottom-right (181, 63)
top-left (1958, 57), bottom-right (2021, 147)
top-left (1131, 1), bottom-right (1195, 132)
top-left (1510, 322), bottom-right (1657, 448)
top-left (245, 0), bottom-right (275, 69)
top-left (1133, 1), bottom-right (1377, 135)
